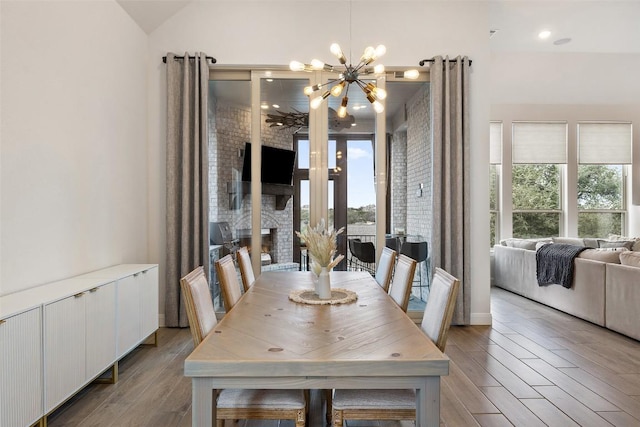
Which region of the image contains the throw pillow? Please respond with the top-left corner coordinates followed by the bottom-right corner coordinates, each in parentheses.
top-left (552, 237), bottom-right (585, 247)
top-left (619, 251), bottom-right (640, 268)
top-left (535, 241), bottom-right (551, 251)
top-left (578, 248), bottom-right (626, 264)
top-left (608, 234), bottom-right (640, 251)
top-left (503, 238), bottom-right (537, 251)
top-left (598, 239), bottom-right (635, 250)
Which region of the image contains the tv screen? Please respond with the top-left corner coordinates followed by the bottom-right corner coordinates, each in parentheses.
top-left (241, 143), bottom-right (296, 185)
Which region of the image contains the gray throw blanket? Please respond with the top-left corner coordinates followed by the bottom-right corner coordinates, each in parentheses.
top-left (536, 243), bottom-right (588, 288)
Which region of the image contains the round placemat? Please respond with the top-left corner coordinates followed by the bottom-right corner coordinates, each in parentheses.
top-left (289, 288), bottom-right (358, 305)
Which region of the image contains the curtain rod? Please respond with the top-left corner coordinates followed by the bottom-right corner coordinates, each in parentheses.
top-left (419, 58), bottom-right (472, 66)
top-left (162, 55), bottom-right (217, 64)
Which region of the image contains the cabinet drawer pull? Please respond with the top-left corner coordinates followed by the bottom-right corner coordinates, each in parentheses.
top-left (89, 287), bottom-right (99, 293)
top-left (0, 319), bottom-right (6, 325)
top-left (74, 292), bottom-right (85, 298)
top-left (133, 273), bottom-right (140, 277)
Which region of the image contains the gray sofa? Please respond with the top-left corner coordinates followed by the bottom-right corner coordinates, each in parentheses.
top-left (493, 239), bottom-right (640, 341)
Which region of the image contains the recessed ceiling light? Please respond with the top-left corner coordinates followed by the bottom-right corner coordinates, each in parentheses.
top-left (538, 30), bottom-right (551, 39)
top-left (554, 38), bottom-right (572, 46)
top-left (260, 104), bottom-right (269, 110)
top-left (351, 123), bottom-right (356, 127)
top-left (265, 78), bottom-right (274, 82)
top-left (272, 104), bottom-right (280, 109)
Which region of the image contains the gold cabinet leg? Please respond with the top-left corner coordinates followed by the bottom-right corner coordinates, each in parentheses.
top-left (93, 361), bottom-right (118, 384)
top-left (142, 329), bottom-right (159, 347)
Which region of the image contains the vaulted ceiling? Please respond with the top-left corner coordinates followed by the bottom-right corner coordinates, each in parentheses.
top-left (116, 0), bottom-right (640, 54)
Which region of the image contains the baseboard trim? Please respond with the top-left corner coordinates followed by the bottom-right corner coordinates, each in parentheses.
top-left (470, 312), bottom-right (492, 325)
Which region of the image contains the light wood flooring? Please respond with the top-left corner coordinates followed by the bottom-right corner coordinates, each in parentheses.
top-left (47, 287), bottom-right (640, 426)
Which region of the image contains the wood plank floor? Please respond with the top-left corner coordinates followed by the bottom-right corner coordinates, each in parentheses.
top-left (47, 287), bottom-right (640, 426)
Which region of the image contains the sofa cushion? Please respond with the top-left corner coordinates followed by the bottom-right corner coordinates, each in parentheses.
top-left (583, 238), bottom-right (599, 249)
top-left (619, 251), bottom-right (640, 268)
top-left (552, 237), bottom-right (585, 247)
top-left (503, 238), bottom-right (549, 251)
top-left (598, 239), bottom-right (635, 250)
top-left (578, 248), bottom-right (626, 264)
top-left (608, 234), bottom-right (640, 251)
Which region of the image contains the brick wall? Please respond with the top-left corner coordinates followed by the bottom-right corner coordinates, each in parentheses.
top-left (208, 99), bottom-right (295, 264)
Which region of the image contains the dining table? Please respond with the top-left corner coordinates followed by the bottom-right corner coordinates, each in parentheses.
top-left (184, 270), bottom-right (449, 427)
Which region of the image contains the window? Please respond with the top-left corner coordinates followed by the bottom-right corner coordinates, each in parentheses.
top-left (577, 122), bottom-right (631, 237)
top-left (489, 122), bottom-right (501, 247)
top-left (511, 122), bottom-right (567, 238)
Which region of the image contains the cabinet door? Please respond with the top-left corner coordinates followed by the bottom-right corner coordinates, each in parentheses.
top-left (140, 267), bottom-right (159, 339)
top-left (44, 293), bottom-right (86, 412)
top-left (86, 281), bottom-right (116, 379)
top-left (0, 308), bottom-right (43, 427)
top-left (116, 274), bottom-right (140, 358)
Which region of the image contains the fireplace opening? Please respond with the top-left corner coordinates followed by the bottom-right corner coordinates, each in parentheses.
top-left (236, 228), bottom-right (277, 265)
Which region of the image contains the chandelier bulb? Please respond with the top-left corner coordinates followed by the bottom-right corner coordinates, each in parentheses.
top-left (373, 100), bottom-right (384, 114)
top-left (374, 45), bottom-right (386, 59)
top-left (338, 96), bottom-right (349, 118)
top-left (330, 81), bottom-right (346, 97)
top-left (361, 46), bottom-right (375, 63)
top-left (374, 64), bottom-right (385, 74)
top-left (311, 59), bottom-right (327, 70)
top-left (289, 61), bottom-right (306, 72)
top-left (304, 84), bottom-right (322, 96)
top-left (330, 43), bottom-right (347, 64)
top-left (310, 90), bottom-right (330, 109)
top-left (372, 87), bottom-right (387, 100)
top-left (404, 69), bottom-right (420, 79)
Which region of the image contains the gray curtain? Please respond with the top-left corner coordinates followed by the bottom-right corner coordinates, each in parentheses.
top-left (430, 56), bottom-right (471, 325)
top-left (165, 52), bottom-right (210, 328)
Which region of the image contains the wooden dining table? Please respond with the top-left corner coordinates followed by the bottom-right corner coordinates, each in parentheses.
top-left (184, 270), bottom-right (449, 427)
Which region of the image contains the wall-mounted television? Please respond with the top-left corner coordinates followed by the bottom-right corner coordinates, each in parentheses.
top-left (241, 142), bottom-right (296, 186)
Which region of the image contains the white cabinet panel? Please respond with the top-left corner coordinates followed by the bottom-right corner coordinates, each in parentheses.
top-left (86, 281), bottom-right (116, 379)
top-left (116, 275), bottom-right (141, 358)
top-left (140, 266), bottom-right (159, 339)
top-left (44, 294), bottom-right (86, 412)
top-left (0, 308), bottom-right (43, 427)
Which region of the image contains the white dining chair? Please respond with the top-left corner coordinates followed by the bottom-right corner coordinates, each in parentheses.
top-left (236, 246), bottom-right (256, 292)
top-left (374, 246), bottom-right (397, 292)
top-left (387, 254), bottom-right (417, 312)
top-left (216, 254), bottom-right (243, 312)
top-left (180, 266), bottom-right (307, 427)
top-left (331, 267), bottom-right (460, 426)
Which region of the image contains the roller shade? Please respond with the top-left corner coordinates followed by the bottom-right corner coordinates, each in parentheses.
top-left (579, 122), bottom-right (632, 164)
top-left (512, 122), bottom-right (567, 164)
top-left (490, 122), bottom-right (502, 164)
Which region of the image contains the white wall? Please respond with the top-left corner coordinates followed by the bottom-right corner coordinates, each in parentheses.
top-left (491, 52), bottom-right (640, 237)
top-left (0, 0), bottom-right (149, 295)
top-left (147, 1), bottom-right (492, 325)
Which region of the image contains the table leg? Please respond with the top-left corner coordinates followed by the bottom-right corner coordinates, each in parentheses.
top-left (415, 376), bottom-right (440, 427)
top-left (192, 379), bottom-right (215, 427)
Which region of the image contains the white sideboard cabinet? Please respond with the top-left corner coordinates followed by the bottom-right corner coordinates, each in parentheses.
top-left (0, 307), bottom-right (43, 427)
top-left (0, 264), bottom-right (158, 427)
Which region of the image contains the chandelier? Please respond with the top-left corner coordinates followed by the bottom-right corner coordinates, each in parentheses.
top-left (290, 44), bottom-right (419, 117)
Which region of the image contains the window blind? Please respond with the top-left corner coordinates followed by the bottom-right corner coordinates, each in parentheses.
top-left (490, 122), bottom-right (502, 164)
top-left (579, 122), bottom-right (632, 164)
top-left (512, 122), bottom-right (567, 164)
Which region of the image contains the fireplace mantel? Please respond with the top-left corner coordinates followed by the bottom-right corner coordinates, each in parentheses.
top-left (227, 181), bottom-right (294, 210)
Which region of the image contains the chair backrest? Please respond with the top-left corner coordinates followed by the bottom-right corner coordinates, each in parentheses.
top-left (387, 254), bottom-right (417, 312)
top-left (358, 241), bottom-right (376, 263)
top-left (421, 267), bottom-right (460, 352)
top-left (216, 254), bottom-right (243, 312)
top-left (236, 246), bottom-right (255, 292)
top-left (400, 241), bottom-right (428, 263)
top-left (385, 236), bottom-right (400, 252)
top-left (180, 266), bottom-right (218, 346)
top-left (374, 247), bottom-right (397, 292)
